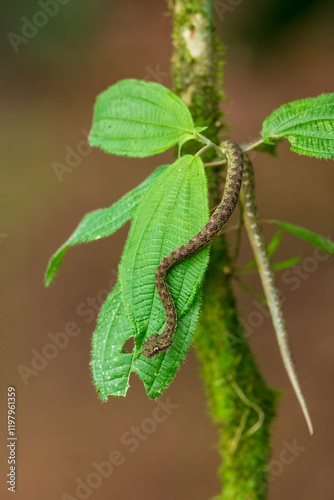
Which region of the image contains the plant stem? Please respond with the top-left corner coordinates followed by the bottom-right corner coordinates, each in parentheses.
top-left (242, 138), bottom-right (264, 152)
top-left (169, 1), bottom-right (277, 499)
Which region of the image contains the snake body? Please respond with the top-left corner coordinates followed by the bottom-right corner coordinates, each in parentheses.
top-left (142, 141), bottom-right (244, 358)
top-left (241, 155), bottom-right (313, 435)
top-left (141, 139), bottom-right (312, 434)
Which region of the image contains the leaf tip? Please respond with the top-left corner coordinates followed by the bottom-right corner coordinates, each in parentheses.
top-left (44, 247), bottom-right (67, 288)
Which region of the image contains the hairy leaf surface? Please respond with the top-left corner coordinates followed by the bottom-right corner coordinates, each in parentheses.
top-left (120, 155), bottom-right (209, 336)
top-left (91, 282), bottom-right (201, 400)
top-left (261, 94), bottom-right (334, 159)
top-left (91, 282), bottom-right (134, 400)
top-left (89, 79), bottom-right (205, 157)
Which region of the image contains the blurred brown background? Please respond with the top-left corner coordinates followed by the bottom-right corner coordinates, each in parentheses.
top-left (1, 1), bottom-right (334, 499)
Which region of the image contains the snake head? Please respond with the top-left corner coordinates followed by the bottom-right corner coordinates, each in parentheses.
top-left (142, 334), bottom-right (172, 358)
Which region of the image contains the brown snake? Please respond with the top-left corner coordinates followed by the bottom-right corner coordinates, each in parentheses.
top-left (142, 143), bottom-right (313, 434)
top-left (142, 141), bottom-right (243, 358)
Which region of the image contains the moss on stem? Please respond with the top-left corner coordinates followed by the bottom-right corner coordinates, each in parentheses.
top-left (169, 1), bottom-right (278, 498)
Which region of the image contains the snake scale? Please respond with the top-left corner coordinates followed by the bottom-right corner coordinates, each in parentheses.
top-left (142, 140), bottom-right (244, 358)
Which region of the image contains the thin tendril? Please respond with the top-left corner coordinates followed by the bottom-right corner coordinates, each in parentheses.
top-left (227, 374), bottom-right (265, 437)
top-left (197, 133), bottom-right (226, 158)
top-left (195, 143), bottom-right (212, 157)
top-left (230, 409), bottom-right (249, 454)
top-left (204, 160), bottom-right (227, 167)
top-left (242, 138), bottom-right (264, 152)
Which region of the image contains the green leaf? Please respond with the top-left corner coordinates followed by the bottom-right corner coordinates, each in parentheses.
top-left (254, 141), bottom-right (278, 156)
top-left (89, 79), bottom-right (199, 158)
top-left (91, 282), bottom-right (134, 400)
top-left (261, 94), bottom-right (334, 159)
top-left (91, 153), bottom-right (209, 400)
top-left (91, 281), bottom-right (202, 400)
top-left (45, 164), bottom-right (167, 286)
top-left (272, 256), bottom-right (301, 272)
top-left (267, 230), bottom-right (284, 256)
top-left (273, 220), bottom-right (334, 254)
top-left (120, 155), bottom-right (210, 336)
top-left (135, 294), bottom-right (202, 398)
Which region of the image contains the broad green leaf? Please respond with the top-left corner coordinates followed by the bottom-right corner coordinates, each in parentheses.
top-left (261, 94), bottom-right (334, 159)
top-left (273, 220), bottom-right (334, 254)
top-left (91, 281), bottom-right (202, 400)
top-left (89, 79), bottom-right (204, 158)
top-left (272, 256), bottom-right (301, 272)
top-left (135, 293), bottom-right (202, 398)
top-left (91, 282), bottom-right (134, 400)
top-left (45, 164), bottom-right (167, 286)
top-left (120, 155), bottom-right (209, 336)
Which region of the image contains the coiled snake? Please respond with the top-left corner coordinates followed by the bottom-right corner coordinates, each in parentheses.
top-left (142, 141), bottom-right (313, 434)
top-left (142, 141), bottom-right (243, 358)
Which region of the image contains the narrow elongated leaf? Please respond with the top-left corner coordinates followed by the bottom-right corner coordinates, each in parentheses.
top-left (89, 79), bottom-right (205, 158)
top-left (90, 281), bottom-right (202, 400)
top-left (120, 155), bottom-right (209, 336)
top-left (272, 256), bottom-right (301, 272)
top-left (261, 94), bottom-right (334, 159)
top-left (45, 164), bottom-right (167, 286)
top-left (267, 230), bottom-right (284, 257)
top-left (273, 220), bottom-right (334, 254)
